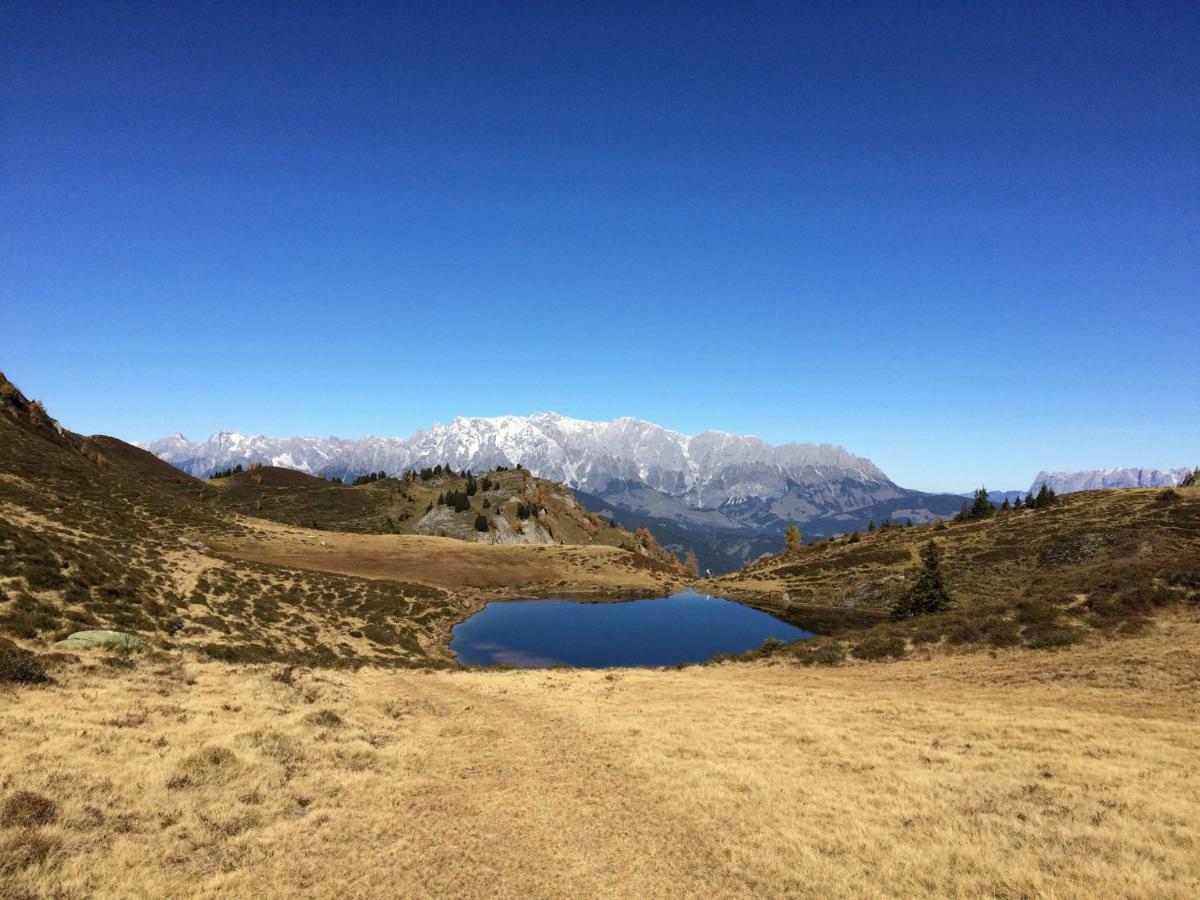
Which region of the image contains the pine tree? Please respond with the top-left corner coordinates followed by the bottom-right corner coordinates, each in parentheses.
top-left (891, 540), bottom-right (952, 620)
top-left (473, 513), bottom-right (489, 532)
top-left (969, 487), bottom-right (994, 518)
top-left (1000, 497), bottom-right (1010, 511)
top-left (1013, 494), bottom-right (1023, 509)
top-left (867, 520), bottom-right (875, 532)
top-left (784, 525), bottom-right (802, 553)
top-left (684, 549), bottom-right (700, 578)
top-left (1035, 483), bottom-right (1055, 508)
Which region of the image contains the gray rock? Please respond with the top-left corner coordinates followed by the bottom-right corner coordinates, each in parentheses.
top-left (55, 630), bottom-right (147, 651)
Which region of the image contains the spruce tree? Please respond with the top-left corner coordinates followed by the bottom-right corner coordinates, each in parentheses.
top-left (892, 540), bottom-right (952, 620)
top-left (969, 487), bottom-right (994, 518)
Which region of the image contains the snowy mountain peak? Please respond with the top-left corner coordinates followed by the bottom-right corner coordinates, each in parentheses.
top-left (138, 413), bottom-right (891, 509)
top-left (1030, 466), bottom-right (1193, 494)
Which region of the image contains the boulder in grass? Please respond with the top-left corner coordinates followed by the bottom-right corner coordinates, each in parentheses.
top-left (54, 630), bottom-right (147, 651)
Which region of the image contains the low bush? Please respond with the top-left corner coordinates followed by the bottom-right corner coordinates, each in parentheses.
top-left (981, 618), bottom-right (1023, 647)
top-left (795, 642), bottom-right (846, 666)
top-left (1023, 622), bottom-right (1085, 650)
top-left (850, 635), bottom-right (908, 661)
top-left (168, 746), bottom-right (239, 789)
top-left (0, 639), bottom-right (49, 685)
top-left (0, 830), bottom-right (62, 875)
top-left (0, 791), bottom-right (58, 828)
top-left (945, 619), bottom-right (985, 645)
top-left (1015, 599), bottom-right (1062, 626)
top-left (303, 709), bottom-right (343, 728)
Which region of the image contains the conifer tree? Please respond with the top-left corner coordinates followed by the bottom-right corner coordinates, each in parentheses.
top-left (784, 525), bottom-right (802, 553)
top-left (684, 549), bottom-right (700, 577)
top-left (867, 520), bottom-right (875, 532)
top-left (969, 487), bottom-right (994, 518)
top-left (1000, 497), bottom-right (1010, 511)
top-left (891, 540), bottom-right (952, 620)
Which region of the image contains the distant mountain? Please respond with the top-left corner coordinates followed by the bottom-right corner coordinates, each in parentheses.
top-left (1030, 467), bottom-right (1193, 495)
top-left (139, 413), bottom-right (967, 572)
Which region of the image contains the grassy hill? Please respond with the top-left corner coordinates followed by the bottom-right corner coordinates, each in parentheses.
top-left (206, 462), bottom-right (643, 550)
top-left (701, 484), bottom-right (1200, 657)
top-left (0, 373), bottom-right (686, 668)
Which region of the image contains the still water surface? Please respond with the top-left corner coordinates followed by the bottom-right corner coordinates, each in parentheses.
top-left (450, 590), bottom-right (812, 668)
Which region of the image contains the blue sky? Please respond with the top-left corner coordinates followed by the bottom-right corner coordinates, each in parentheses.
top-left (2, 1), bottom-right (1197, 491)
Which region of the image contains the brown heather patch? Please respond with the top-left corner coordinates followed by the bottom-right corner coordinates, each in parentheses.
top-left (0, 792), bottom-right (58, 829)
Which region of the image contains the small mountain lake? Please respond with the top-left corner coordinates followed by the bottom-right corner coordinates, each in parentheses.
top-left (450, 590), bottom-right (812, 668)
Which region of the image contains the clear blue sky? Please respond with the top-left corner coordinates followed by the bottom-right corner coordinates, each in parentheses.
top-left (2, 1), bottom-right (1197, 491)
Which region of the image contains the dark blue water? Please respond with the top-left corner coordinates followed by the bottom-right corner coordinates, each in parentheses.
top-left (450, 591), bottom-right (812, 668)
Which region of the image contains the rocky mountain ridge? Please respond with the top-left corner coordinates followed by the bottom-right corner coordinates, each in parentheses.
top-left (1030, 466), bottom-right (1193, 494)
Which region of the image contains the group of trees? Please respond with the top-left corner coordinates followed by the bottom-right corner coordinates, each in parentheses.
top-left (209, 464), bottom-right (243, 479)
top-left (352, 471), bottom-right (388, 486)
top-left (436, 489), bottom-right (473, 513)
top-left (957, 484), bottom-right (1058, 521)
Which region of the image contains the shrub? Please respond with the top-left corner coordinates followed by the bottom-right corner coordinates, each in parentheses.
top-left (168, 746), bottom-right (239, 789)
top-left (303, 709), bottom-right (343, 728)
top-left (0, 639), bottom-right (49, 685)
top-left (20, 561), bottom-right (67, 591)
top-left (1023, 622), bottom-right (1084, 650)
top-left (0, 791), bottom-right (58, 828)
top-left (909, 624), bottom-right (944, 645)
top-left (850, 635), bottom-right (908, 661)
top-left (756, 637), bottom-right (788, 656)
top-left (795, 642), bottom-right (846, 666)
top-left (1015, 599), bottom-right (1062, 625)
top-left (982, 618), bottom-right (1023, 648)
top-left (0, 830), bottom-right (62, 875)
top-left (945, 618), bottom-right (985, 645)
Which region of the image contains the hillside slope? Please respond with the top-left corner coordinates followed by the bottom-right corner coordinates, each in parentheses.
top-left (702, 485), bottom-right (1200, 652)
top-left (204, 463), bottom-right (648, 551)
top-left (0, 373), bottom-right (686, 667)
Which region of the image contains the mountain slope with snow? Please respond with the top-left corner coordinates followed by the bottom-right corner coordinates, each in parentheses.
top-left (139, 413), bottom-right (967, 570)
top-left (1029, 467), bottom-right (1193, 494)
top-left (139, 413), bottom-right (890, 509)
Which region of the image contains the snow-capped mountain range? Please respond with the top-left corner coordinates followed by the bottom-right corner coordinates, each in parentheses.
top-left (139, 413), bottom-right (891, 511)
top-left (1029, 467), bottom-right (1193, 494)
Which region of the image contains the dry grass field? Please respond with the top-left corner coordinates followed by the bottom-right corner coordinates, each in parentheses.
top-left (3, 612), bottom-right (1198, 898)
top-left (213, 521), bottom-right (686, 597)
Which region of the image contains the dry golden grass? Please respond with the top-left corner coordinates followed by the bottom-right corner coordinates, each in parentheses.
top-left (212, 521), bottom-right (686, 597)
top-left (3, 612), bottom-right (1198, 898)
